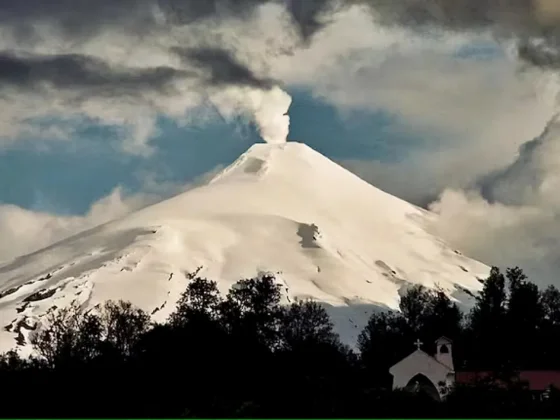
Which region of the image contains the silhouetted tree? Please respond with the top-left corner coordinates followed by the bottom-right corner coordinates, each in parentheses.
top-left (505, 267), bottom-right (543, 368)
top-left (169, 277), bottom-right (221, 327)
top-left (269, 299), bottom-right (357, 416)
top-left (101, 300), bottom-right (151, 358)
top-left (279, 299), bottom-right (339, 350)
top-left (358, 310), bottom-right (411, 387)
top-left (0, 350), bottom-right (26, 371)
top-left (541, 285), bottom-right (560, 325)
top-left (221, 274), bottom-right (283, 350)
top-left (539, 285), bottom-right (560, 368)
top-left (3, 265), bottom-right (560, 418)
top-left (465, 267), bottom-right (508, 370)
top-left (399, 284), bottom-right (431, 333)
top-left (31, 303), bottom-right (103, 369)
top-left (417, 286), bottom-right (463, 355)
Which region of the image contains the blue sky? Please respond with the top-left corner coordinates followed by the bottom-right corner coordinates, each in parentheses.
top-left (0, 88), bottom-right (426, 215)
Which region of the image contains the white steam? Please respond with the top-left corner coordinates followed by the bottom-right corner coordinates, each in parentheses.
top-left (210, 85), bottom-right (292, 144)
top-left (250, 87), bottom-right (292, 144)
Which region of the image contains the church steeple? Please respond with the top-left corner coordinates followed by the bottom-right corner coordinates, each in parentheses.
top-left (435, 336), bottom-right (454, 370)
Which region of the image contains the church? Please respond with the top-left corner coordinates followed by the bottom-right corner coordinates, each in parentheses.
top-left (389, 336), bottom-right (560, 401)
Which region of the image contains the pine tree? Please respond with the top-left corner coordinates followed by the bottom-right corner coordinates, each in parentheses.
top-left (465, 267), bottom-right (508, 370)
top-left (358, 310), bottom-right (411, 386)
top-left (505, 267), bottom-right (543, 369)
top-left (540, 285), bottom-right (560, 368)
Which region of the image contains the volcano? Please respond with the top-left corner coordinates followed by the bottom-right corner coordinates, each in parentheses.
top-left (0, 142), bottom-right (490, 355)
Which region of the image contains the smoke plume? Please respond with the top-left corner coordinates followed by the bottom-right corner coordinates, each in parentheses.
top-left (175, 47), bottom-right (291, 143)
top-left (250, 87), bottom-right (292, 144)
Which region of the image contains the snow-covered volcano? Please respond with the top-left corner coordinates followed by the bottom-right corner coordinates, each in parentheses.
top-left (0, 142), bottom-right (490, 355)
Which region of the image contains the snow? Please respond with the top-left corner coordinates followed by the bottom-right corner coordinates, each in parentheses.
top-left (0, 142), bottom-right (490, 356)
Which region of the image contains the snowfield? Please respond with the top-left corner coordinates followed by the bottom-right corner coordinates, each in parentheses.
top-left (0, 142), bottom-right (490, 356)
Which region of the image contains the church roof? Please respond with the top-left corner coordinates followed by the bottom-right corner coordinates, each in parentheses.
top-left (390, 348), bottom-right (453, 372)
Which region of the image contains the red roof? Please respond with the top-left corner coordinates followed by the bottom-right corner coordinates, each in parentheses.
top-left (456, 370), bottom-right (560, 391)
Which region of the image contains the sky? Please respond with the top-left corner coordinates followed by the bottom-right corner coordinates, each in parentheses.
top-left (3, 0), bottom-right (560, 287)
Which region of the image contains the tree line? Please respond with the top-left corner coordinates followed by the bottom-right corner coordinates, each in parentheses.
top-left (2, 267), bottom-right (560, 417)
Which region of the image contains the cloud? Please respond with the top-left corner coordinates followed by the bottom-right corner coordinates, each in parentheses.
top-left (0, 187), bottom-right (154, 262)
top-left (357, 0), bottom-right (560, 70)
top-left (428, 189), bottom-right (560, 289)
top-left (427, 113), bottom-right (560, 287)
top-left (1, 1), bottom-right (558, 154)
top-left (0, 0), bottom-right (335, 43)
top-left (0, 163), bottom-right (226, 263)
top-left (0, 51), bottom-right (190, 91)
top-left (175, 47), bottom-right (277, 89)
top-left (0, 1), bottom-right (306, 153)
top-left (292, 14), bottom-right (556, 205)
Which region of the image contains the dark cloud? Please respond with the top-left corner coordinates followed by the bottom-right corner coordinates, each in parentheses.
top-left (0, 0), bottom-right (335, 43)
top-left (0, 51), bottom-right (191, 95)
top-left (3, 0), bottom-right (560, 115)
top-left (517, 40), bottom-right (560, 68)
top-left (283, 0), bottom-right (338, 42)
top-left (0, 1), bottom-right (155, 40)
top-left (354, 0), bottom-right (533, 31)
top-left (477, 114), bottom-right (560, 206)
top-left (4, 0), bottom-right (560, 71)
top-left (164, 0), bottom-right (339, 44)
top-left (0, 0), bottom-right (337, 95)
top-left (354, 0), bottom-right (560, 70)
top-left (0, 46), bottom-right (280, 102)
top-left (175, 47), bottom-right (277, 89)
top-left (158, 0), bottom-right (265, 25)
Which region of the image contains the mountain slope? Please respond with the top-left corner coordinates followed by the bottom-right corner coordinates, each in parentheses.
top-left (0, 142), bottom-right (490, 355)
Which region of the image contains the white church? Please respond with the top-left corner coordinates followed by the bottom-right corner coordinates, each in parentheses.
top-left (389, 336), bottom-right (560, 401)
top-left (389, 336), bottom-right (456, 401)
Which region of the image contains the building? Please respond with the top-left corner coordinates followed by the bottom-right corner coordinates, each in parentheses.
top-left (389, 336), bottom-right (455, 401)
top-left (389, 336), bottom-right (560, 401)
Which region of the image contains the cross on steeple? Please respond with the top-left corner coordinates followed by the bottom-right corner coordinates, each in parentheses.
top-left (414, 339), bottom-right (423, 350)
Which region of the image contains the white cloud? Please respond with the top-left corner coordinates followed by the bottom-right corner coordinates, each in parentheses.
top-left (428, 188), bottom-right (560, 288)
top-left (0, 187), bottom-right (156, 262)
top-left (426, 111), bottom-right (560, 286)
top-left (0, 4), bottom-right (298, 153)
top-left (225, 6), bottom-right (552, 206)
top-left (0, 164), bottom-right (225, 262)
